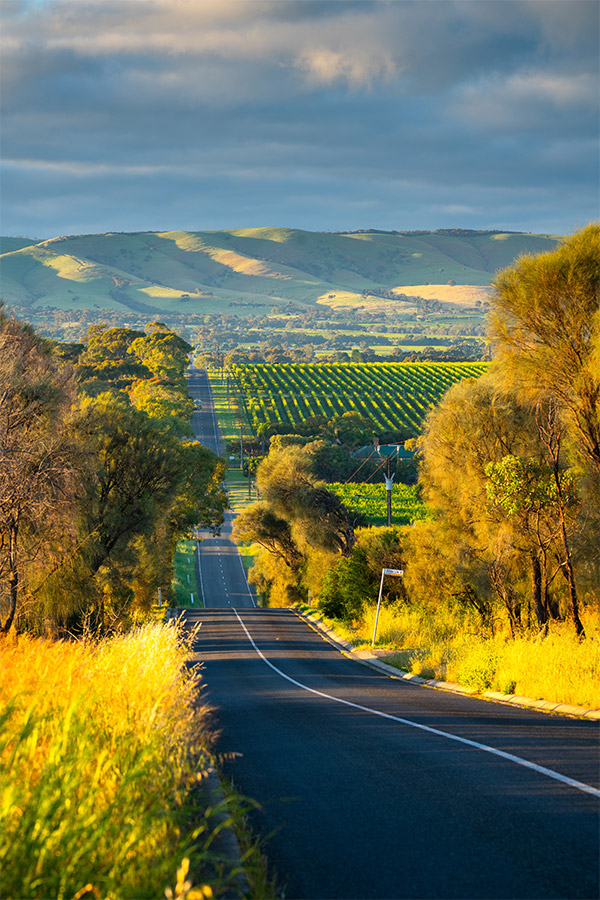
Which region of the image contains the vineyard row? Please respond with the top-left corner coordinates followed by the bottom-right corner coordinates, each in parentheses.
top-left (229, 362), bottom-right (487, 436)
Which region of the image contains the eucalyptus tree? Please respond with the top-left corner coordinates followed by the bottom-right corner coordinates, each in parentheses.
top-left (256, 444), bottom-right (356, 558)
top-left (76, 326), bottom-right (151, 390)
top-left (231, 443), bottom-right (356, 606)
top-left (232, 504), bottom-right (303, 573)
top-left (418, 374), bottom-right (563, 632)
top-left (488, 225), bottom-right (599, 635)
top-left (69, 394), bottom-right (225, 628)
top-left (490, 224), bottom-right (600, 475)
top-left (129, 330), bottom-right (192, 384)
top-left (0, 313), bottom-right (81, 633)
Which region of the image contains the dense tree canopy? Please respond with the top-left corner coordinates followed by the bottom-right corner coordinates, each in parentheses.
top-left (0, 316), bottom-right (225, 635)
top-left (413, 229), bottom-right (599, 637)
top-left (490, 224), bottom-right (600, 473)
top-left (0, 314), bottom-right (81, 632)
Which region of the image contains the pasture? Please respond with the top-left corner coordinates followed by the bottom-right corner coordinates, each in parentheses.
top-left (0, 228), bottom-right (559, 316)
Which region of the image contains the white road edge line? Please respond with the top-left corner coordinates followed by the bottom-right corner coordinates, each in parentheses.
top-left (232, 609), bottom-right (600, 799)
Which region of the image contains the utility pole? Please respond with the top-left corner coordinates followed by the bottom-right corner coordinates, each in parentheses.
top-left (384, 454), bottom-right (394, 527)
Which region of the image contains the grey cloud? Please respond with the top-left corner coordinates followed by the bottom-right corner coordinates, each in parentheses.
top-left (0, 0), bottom-right (597, 238)
top-left (5, 0), bottom-right (594, 94)
top-left (448, 70), bottom-right (599, 134)
top-left (2, 156), bottom-right (591, 239)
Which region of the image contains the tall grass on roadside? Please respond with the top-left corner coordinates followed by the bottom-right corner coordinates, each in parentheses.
top-left (0, 622), bottom-right (231, 899)
top-left (173, 539), bottom-right (201, 607)
top-left (325, 603), bottom-right (600, 709)
top-left (458, 623), bottom-right (600, 706)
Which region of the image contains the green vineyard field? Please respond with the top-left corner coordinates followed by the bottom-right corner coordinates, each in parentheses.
top-left (230, 362), bottom-right (487, 436)
top-left (329, 481), bottom-right (427, 527)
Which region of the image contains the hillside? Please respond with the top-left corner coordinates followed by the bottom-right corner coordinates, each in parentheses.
top-left (0, 228), bottom-right (560, 317)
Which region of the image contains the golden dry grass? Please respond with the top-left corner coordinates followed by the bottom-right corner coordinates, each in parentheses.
top-left (332, 604), bottom-right (600, 709)
top-left (394, 284), bottom-right (491, 306)
top-left (0, 623), bottom-right (228, 899)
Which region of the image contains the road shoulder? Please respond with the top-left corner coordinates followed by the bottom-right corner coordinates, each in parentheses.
top-left (294, 608), bottom-right (600, 721)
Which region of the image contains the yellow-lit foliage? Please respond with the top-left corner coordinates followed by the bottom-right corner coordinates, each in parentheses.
top-left (0, 623), bottom-right (221, 900)
top-left (349, 604), bottom-right (600, 708)
top-left (248, 546), bottom-right (302, 607)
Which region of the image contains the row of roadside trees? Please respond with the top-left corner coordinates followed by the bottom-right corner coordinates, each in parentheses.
top-left (0, 315), bottom-right (226, 636)
top-left (233, 225), bottom-right (599, 639)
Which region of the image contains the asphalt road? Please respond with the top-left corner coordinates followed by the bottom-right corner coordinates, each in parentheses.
top-left (184, 367), bottom-right (599, 899)
top-left (186, 607), bottom-right (599, 900)
top-left (187, 366), bottom-right (255, 609)
top-left (187, 366), bottom-right (223, 456)
top-left (195, 511), bottom-right (256, 609)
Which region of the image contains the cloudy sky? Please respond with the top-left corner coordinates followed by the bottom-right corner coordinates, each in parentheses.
top-left (1, 0), bottom-right (598, 238)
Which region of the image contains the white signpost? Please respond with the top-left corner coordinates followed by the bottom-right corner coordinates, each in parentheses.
top-left (372, 568), bottom-right (404, 647)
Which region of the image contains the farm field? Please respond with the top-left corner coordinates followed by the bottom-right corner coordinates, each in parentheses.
top-left (329, 482), bottom-right (427, 526)
top-left (230, 361), bottom-right (488, 436)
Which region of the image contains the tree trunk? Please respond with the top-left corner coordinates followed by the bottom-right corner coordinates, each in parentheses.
top-left (557, 510), bottom-right (585, 637)
top-left (490, 563), bottom-right (521, 637)
top-left (506, 585), bottom-right (522, 638)
top-left (552, 465), bottom-right (585, 636)
top-left (1, 521), bottom-right (19, 634)
top-left (537, 403), bottom-right (585, 638)
top-left (530, 553), bottom-right (548, 635)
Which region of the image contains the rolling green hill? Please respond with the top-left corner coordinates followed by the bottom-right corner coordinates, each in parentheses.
top-left (0, 228), bottom-right (561, 316)
top-left (0, 237), bottom-right (41, 255)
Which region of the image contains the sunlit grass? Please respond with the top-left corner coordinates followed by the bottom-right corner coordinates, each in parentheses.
top-left (396, 284), bottom-right (491, 306)
top-left (38, 250), bottom-right (100, 281)
top-left (476, 624), bottom-right (600, 705)
top-left (316, 290), bottom-right (365, 308)
top-left (315, 603), bottom-right (600, 709)
top-left (207, 373), bottom-right (253, 444)
top-left (329, 482), bottom-right (428, 527)
top-left (0, 624), bottom-right (233, 899)
top-left (225, 472), bottom-right (260, 576)
top-left (141, 285), bottom-right (191, 298)
top-left (173, 538), bottom-right (200, 608)
top-left (238, 543), bottom-right (260, 575)
top-left (225, 469), bottom-right (258, 513)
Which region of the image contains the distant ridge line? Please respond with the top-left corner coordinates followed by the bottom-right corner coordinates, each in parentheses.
top-left (331, 228), bottom-right (523, 236)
